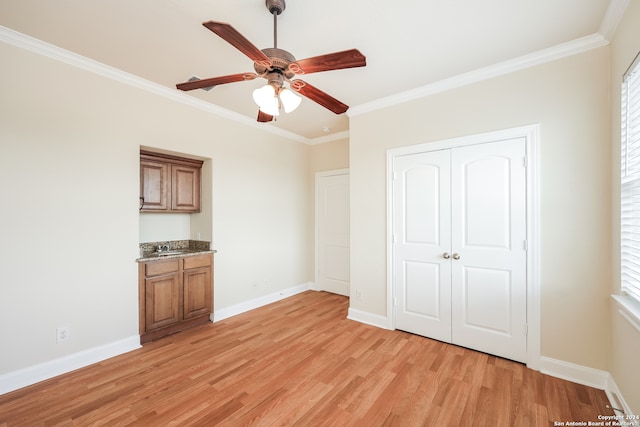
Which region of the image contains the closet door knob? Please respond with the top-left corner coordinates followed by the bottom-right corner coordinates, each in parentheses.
top-left (443, 252), bottom-right (451, 259)
top-left (452, 253), bottom-right (460, 260)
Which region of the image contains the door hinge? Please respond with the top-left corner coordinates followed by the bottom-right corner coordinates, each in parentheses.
top-left (523, 240), bottom-right (528, 251)
top-left (523, 156), bottom-right (528, 168)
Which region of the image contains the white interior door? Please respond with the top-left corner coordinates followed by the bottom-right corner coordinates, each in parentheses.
top-left (393, 138), bottom-right (527, 363)
top-left (316, 170), bottom-right (350, 296)
top-left (393, 150), bottom-right (452, 342)
top-left (450, 139), bottom-right (527, 362)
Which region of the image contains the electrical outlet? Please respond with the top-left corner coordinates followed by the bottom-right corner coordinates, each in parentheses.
top-left (56, 327), bottom-right (70, 343)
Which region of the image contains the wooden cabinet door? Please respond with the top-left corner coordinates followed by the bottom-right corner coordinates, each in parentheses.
top-left (171, 165), bottom-right (201, 212)
top-left (140, 160), bottom-right (169, 211)
top-left (183, 267), bottom-right (212, 320)
top-left (145, 272), bottom-right (181, 330)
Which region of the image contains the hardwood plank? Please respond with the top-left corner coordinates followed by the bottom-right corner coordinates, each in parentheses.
top-left (0, 291), bottom-right (614, 426)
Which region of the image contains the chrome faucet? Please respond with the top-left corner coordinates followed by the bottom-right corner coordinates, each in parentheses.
top-left (157, 244), bottom-right (170, 253)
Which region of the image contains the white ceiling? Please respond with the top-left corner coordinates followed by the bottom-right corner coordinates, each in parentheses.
top-left (0, 0), bottom-right (617, 141)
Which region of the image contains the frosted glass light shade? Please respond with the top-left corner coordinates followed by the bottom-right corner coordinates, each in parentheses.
top-left (279, 88), bottom-right (302, 113)
top-left (252, 85), bottom-right (279, 116)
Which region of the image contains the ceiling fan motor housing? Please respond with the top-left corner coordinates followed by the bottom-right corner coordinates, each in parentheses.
top-left (255, 48), bottom-right (296, 78)
top-left (266, 0), bottom-right (285, 15)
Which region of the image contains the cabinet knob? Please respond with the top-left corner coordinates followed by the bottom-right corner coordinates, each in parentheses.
top-left (452, 253), bottom-right (460, 260)
top-left (443, 252), bottom-right (450, 259)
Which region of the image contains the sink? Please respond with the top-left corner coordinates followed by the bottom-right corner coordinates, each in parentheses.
top-left (147, 249), bottom-right (194, 257)
top-left (140, 248), bottom-right (208, 259)
top-left (155, 250), bottom-right (189, 256)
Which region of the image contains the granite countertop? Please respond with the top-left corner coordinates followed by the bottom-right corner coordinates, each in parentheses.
top-left (136, 239), bottom-right (216, 262)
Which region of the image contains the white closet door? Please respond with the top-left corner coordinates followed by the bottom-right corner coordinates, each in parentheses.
top-left (393, 150), bottom-right (452, 342)
top-left (450, 138), bottom-right (527, 362)
top-left (392, 137), bottom-right (527, 362)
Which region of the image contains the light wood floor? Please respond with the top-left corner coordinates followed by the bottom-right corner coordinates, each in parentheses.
top-left (0, 291), bottom-right (612, 426)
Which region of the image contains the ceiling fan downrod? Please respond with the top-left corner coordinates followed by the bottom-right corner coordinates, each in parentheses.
top-left (266, 0), bottom-right (285, 49)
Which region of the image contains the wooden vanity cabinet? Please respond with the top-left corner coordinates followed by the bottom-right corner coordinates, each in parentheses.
top-left (140, 151), bottom-right (202, 213)
top-left (182, 255), bottom-right (213, 320)
top-left (139, 253), bottom-right (213, 343)
top-left (144, 259), bottom-right (181, 331)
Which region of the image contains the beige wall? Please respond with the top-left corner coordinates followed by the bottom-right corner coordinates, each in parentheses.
top-left (609, 0), bottom-right (640, 414)
top-left (0, 41), bottom-right (313, 373)
top-left (311, 138), bottom-right (349, 172)
top-left (308, 138), bottom-right (350, 284)
top-left (350, 47), bottom-right (612, 371)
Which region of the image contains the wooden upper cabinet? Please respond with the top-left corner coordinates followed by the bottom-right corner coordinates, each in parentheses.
top-left (140, 160), bottom-right (169, 211)
top-left (171, 164), bottom-right (200, 212)
top-left (140, 151), bottom-right (203, 213)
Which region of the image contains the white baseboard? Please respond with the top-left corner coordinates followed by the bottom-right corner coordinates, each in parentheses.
top-left (347, 307), bottom-right (393, 330)
top-left (0, 335), bottom-right (140, 396)
top-left (606, 374), bottom-right (640, 423)
top-left (538, 357), bottom-right (638, 419)
top-left (539, 356), bottom-right (609, 390)
top-left (212, 282), bottom-right (312, 322)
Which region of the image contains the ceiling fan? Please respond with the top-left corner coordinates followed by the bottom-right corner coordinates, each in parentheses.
top-left (176, 0), bottom-right (366, 123)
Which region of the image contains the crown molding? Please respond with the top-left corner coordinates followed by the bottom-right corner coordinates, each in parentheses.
top-left (599, 0), bottom-right (630, 41)
top-left (0, 25), bottom-right (311, 145)
top-left (3, 2), bottom-right (627, 146)
top-left (348, 33), bottom-right (609, 118)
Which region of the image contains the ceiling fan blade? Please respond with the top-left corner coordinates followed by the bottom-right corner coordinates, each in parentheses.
top-left (290, 80), bottom-right (349, 114)
top-left (257, 110), bottom-right (274, 122)
top-left (202, 21), bottom-right (272, 68)
top-left (176, 73), bottom-right (257, 91)
top-left (288, 49), bottom-right (366, 75)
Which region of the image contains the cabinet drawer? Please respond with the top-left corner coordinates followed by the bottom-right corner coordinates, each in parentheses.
top-left (145, 259), bottom-right (180, 276)
top-left (183, 254), bottom-right (211, 270)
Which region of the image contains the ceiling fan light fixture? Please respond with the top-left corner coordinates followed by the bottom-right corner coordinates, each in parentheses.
top-left (253, 83), bottom-right (301, 116)
top-left (253, 84), bottom-right (279, 116)
top-left (279, 87), bottom-right (302, 113)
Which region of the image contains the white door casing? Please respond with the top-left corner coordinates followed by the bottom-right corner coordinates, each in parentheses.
top-left (316, 169), bottom-right (350, 296)
top-left (391, 130), bottom-right (533, 364)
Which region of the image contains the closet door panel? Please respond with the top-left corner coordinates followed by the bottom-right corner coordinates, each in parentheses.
top-left (393, 151), bottom-right (452, 342)
top-left (450, 138), bottom-right (527, 363)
